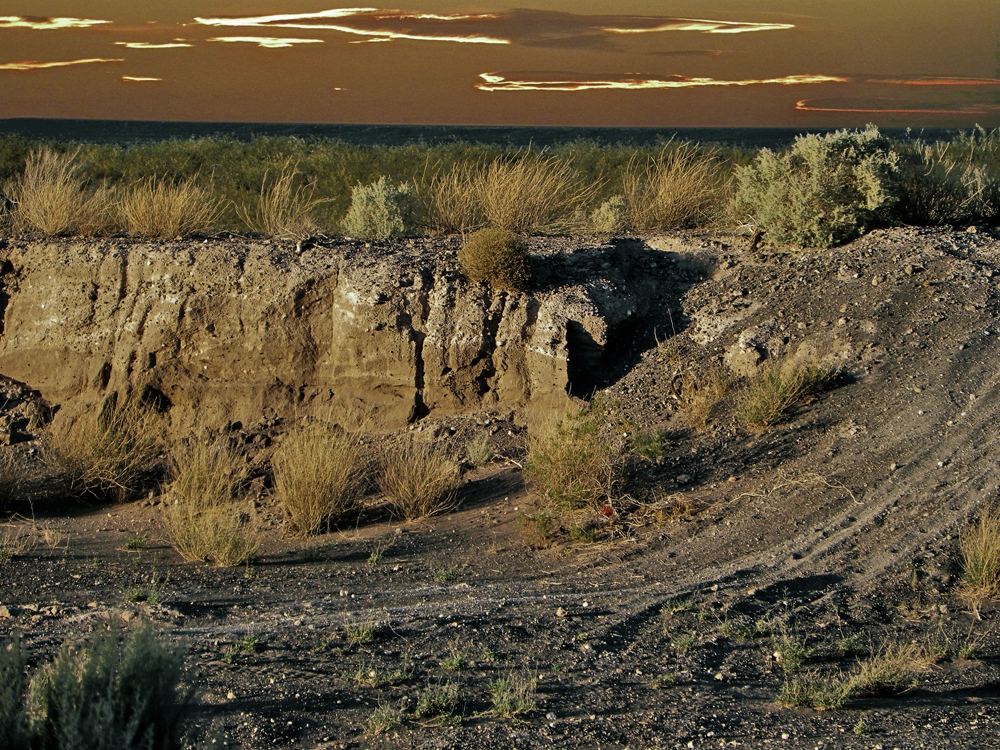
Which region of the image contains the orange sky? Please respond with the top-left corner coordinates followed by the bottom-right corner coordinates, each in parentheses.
top-left (1, 1), bottom-right (998, 126)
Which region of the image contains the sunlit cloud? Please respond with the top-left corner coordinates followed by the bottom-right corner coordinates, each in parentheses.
top-left (115, 41), bottom-right (192, 49)
top-left (0, 58), bottom-right (123, 71)
top-left (194, 8), bottom-right (508, 44)
top-left (796, 99), bottom-right (1000, 115)
top-left (122, 76), bottom-right (162, 82)
top-left (866, 76), bottom-right (1000, 86)
top-left (602, 18), bottom-right (794, 35)
top-left (0, 15), bottom-right (109, 30)
top-left (477, 72), bottom-right (846, 92)
top-left (649, 49), bottom-right (726, 58)
top-left (190, 8), bottom-right (794, 48)
top-left (193, 8), bottom-right (497, 26)
top-left (208, 36), bottom-right (324, 49)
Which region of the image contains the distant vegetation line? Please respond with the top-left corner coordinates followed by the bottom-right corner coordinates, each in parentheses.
top-left (0, 118), bottom-right (977, 148)
top-left (0, 125), bottom-right (997, 245)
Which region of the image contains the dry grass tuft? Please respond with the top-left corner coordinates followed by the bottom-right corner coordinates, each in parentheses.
top-left (622, 143), bottom-right (727, 230)
top-left (474, 154), bottom-right (598, 234)
top-left (161, 437), bottom-right (259, 566)
top-left (524, 403), bottom-right (619, 511)
top-left (7, 148), bottom-right (112, 236)
top-left (237, 160), bottom-right (325, 239)
top-left (118, 176), bottom-right (220, 238)
top-left (273, 421), bottom-right (368, 537)
top-left (735, 359), bottom-right (837, 431)
top-left (48, 396), bottom-right (162, 503)
top-left (777, 673), bottom-right (849, 710)
top-left (847, 643), bottom-right (930, 698)
top-left (960, 505), bottom-right (1000, 617)
top-left (683, 366), bottom-right (734, 427)
top-left (488, 673), bottom-right (536, 718)
top-left (0, 451), bottom-right (27, 513)
top-left (778, 642), bottom-right (929, 710)
top-left (0, 522), bottom-right (38, 565)
top-left (418, 163), bottom-right (483, 233)
top-left (379, 437), bottom-right (462, 520)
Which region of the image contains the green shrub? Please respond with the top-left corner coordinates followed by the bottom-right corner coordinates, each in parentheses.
top-left (341, 176), bottom-right (413, 239)
top-left (0, 639), bottom-right (28, 749)
top-left (25, 622), bottom-right (192, 750)
top-left (458, 228), bottom-right (532, 292)
top-left (732, 125), bottom-right (900, 248)
top-left (590, 195), bottom-right (628, 233)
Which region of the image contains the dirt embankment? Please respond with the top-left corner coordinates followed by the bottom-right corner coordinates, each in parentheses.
top-left (0, 235), bottom-right (698, 438)
top-left (2, 226), bottom-right (1000, 749)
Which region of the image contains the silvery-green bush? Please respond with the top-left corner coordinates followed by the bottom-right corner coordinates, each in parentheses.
top-left (0, 639), bottom-right (29, 749)
top-left (590, 195), bottom-right (628, 233)
top-left (732, 125), bottom-right (900, 248)
top-left (341, 176), bottom-right (413, 239)
top-left (0, 624), bottom-right (193, 750)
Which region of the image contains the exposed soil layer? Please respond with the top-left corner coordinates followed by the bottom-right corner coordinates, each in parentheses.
top-left (3, 226), bottom-right (1000, 749)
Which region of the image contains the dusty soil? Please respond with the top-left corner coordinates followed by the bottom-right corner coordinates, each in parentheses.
top-left (3, 226), bottom-right (1000, 749)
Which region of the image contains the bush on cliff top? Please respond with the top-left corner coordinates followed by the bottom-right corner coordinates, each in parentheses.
top-left (732, 125), bottom-right (900, 248)
top-left (341, 176), bottom-right (414, 239)
top-left (458, 228), bottom-right (532, 292)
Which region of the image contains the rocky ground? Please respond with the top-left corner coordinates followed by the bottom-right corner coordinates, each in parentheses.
top-left (3, 226), bottom-right (1000, 749)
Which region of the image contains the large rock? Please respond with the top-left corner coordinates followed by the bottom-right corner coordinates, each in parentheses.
top-left (0, 235), bottom-right (693, 436)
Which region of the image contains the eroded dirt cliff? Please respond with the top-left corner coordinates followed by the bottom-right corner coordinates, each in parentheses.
top-left (0, 235), bottom-right (699, 437)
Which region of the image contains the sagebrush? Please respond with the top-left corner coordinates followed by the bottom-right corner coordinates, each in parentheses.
top-left (732, 125), bottom-right (900, 248)
top-left (0, 623), bottom-right (193, 750)
top-left (341, 176), bottom-right (413, 239)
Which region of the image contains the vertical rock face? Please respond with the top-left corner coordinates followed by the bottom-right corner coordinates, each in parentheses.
top-left (0, 236), bottom-right (692, 436)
